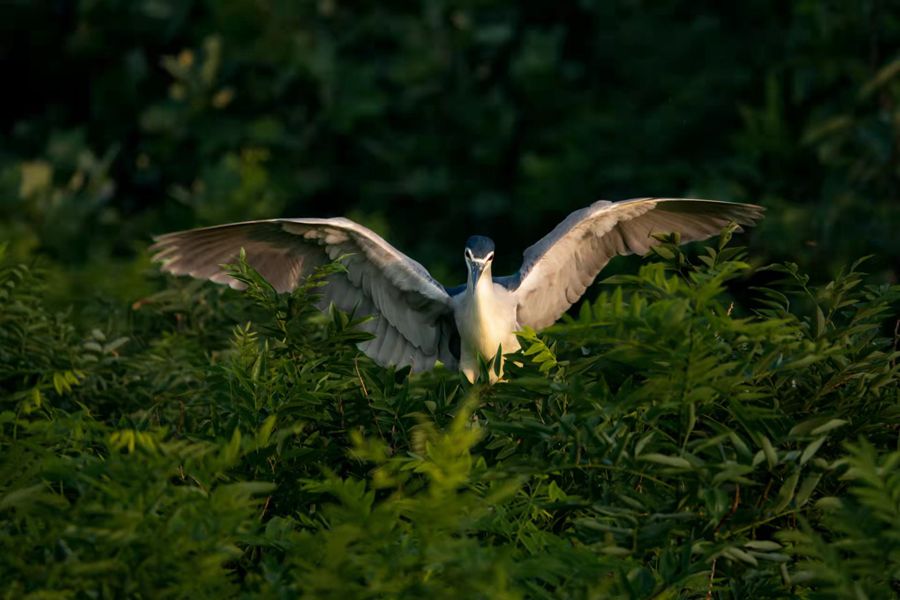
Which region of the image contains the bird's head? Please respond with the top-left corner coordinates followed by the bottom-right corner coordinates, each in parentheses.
top-left (464, 235), bottom-right (495, 287)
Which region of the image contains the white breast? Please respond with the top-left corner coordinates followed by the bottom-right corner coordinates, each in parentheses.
top-left (453, 281), bottom-right (521, 362)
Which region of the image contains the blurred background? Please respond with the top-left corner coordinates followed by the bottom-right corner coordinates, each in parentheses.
top-left (1, 0), bottom-right (898, 309)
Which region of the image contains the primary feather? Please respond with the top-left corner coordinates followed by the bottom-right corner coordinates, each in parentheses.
top-left (499, 198), bottom-right (764, 329)
top-left (151, 218), bottom-right (458, 372)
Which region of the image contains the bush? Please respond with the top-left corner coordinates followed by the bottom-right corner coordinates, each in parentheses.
top-left (2, 234), bottom-right (898, 599)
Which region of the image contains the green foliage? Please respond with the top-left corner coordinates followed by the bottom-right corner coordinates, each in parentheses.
top-left (2, 1), bottom-right (899, 295)
top-left (2, 2), bottom-right (900, 596)
top-left (2, 236), bottom-right (898, 598)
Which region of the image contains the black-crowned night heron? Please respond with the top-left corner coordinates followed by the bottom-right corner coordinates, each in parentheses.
top-left (152, 198), bottom-right (763, 382)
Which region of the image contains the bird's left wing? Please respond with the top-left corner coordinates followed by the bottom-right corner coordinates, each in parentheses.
top-left (151, 218), bottom-right (458, 371)
top-left (499, 198), bottom-right (764, 330)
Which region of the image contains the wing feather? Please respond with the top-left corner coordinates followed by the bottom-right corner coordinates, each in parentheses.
top-left (151, 218), bottom-right (458, 371)
top-left (507, 198), bottom-right (764, 329)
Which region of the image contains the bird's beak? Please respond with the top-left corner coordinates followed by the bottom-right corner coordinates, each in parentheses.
top-left (470, 259), bottom-right (488, 287)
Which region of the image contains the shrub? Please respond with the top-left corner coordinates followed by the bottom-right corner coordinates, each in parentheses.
top-left (1, 234), bottom-right (898, 598)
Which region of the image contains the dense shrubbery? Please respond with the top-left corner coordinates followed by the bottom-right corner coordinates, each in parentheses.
top-left (2, 234), bottom-right (897, 598)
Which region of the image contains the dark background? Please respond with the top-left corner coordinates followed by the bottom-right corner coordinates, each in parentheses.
top-left (1, 0), bottom-right (898, 303)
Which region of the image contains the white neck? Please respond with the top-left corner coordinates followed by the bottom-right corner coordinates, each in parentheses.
top-left (458, 259), bottom-right (521, 382)
top-left (468, 263), bottom-right (494, 306)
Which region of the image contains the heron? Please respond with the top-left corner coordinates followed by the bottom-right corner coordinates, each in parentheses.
top-left (151, 198), bottom-right (763, 382)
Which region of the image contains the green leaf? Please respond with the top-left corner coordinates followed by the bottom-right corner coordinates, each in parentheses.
top-left (744, 540), bottom-right (782, 551)
top-left (794, 473), bottom-right (822, 507)
top-left (800, 437), bottom-right (826, 465)
top-left (221, 428), bottom-right (242, 465)
top-left (257, 415), bottom-right (277, 448)
top-left (639, 454), bottom-right (692, 469)
top-left (760, 435), bottom-right (778, 469)
top-left (773, 472), bottom-right (800, 513)
top-left (723, 546), bottom-right (759, 566)
top-left (809, 419), bottom-right (847, 436)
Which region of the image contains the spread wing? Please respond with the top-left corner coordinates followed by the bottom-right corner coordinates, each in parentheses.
top-left (150, 217), bottom-right (458, 372)
top-left (500, 198), bottom-right (765, 330)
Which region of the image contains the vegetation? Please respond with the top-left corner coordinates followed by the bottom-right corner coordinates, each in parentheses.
top-left (3, 1), bottom-right (900, 292)
top-left (1, 1), bottom-right (899, 598)
top-left (1, 233), bottom-right (898, 598)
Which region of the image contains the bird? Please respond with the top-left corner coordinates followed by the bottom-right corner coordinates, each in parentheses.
top-left (151, 198), bottom-right (763, 382)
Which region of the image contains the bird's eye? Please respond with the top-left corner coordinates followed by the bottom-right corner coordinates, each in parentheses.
top-left (465, 249), bottom-right (473, 260)
top-left (486, 252), bottom-right (494, 261)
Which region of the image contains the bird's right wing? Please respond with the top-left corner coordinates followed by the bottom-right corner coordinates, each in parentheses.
top-left (501, 198), bottom-right (765, 330)
top-left (151, 217), bottom-right (458, 372)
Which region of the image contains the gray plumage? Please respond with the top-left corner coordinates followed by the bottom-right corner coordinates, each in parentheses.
top-left (151, 217), bottom-right (458, 373)
top-left (498, 197), bottom-right (765, 330)
top-left (151, 197), bottom-right (763, 381)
